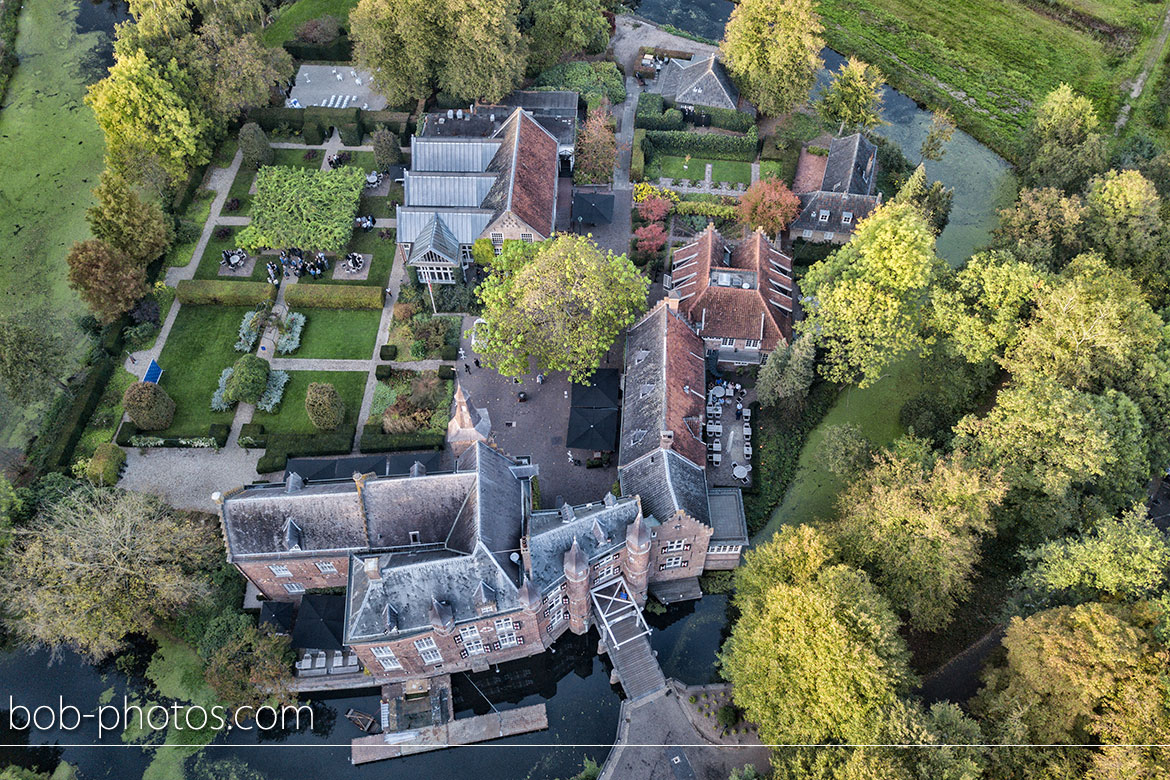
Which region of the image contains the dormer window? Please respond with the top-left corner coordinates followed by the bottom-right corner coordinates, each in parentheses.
top-left (818, 209), bottom-right (830, 223)
top-left (409, 531), bottom-right (421, 545)
top-left (640, 383), bottom-right (655, 399)
top-left (842, 212), bottom-right (853, 225)
top-left (634, 349), bottom-right (650, 365)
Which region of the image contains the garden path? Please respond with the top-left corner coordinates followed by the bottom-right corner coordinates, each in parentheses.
top-left (1115, 1), bottom-right (1170, 130)
top-left (614, 73), bottom-right (640, 190)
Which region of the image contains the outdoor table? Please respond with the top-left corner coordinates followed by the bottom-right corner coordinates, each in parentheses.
top-left (712, 386), bottom-right (726, 398)
top-left (733, 465), bottom-right (748, 479)
top-left (366, 173), bottom-right (379, 184)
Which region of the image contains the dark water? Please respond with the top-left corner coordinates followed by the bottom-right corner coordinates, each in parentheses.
top-left (636, 0), bottom-right (1017, 265)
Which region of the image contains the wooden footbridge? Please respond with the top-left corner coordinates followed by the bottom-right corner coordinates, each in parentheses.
top-left (591, 577), bottom-right (667, 700)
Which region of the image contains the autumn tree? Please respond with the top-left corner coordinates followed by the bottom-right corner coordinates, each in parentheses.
top-left (722, 524), bottom-right (916, 746)
top-left (0, 487), bottom-right (218, 659)
top-left (720, 0), bottom-right (823, 116)
top-left (928, 251), bottom-right (1045, 367)
top-left (86, 170), bottom-right (174, 265)
top-left (817, 56), bottom-right (884, 134)
top-left (991, 186), bottom-right (1087, 271)
top-left (0, 313), bottom-right (71, 403)
top-left (191, 19), bottom-right (293, 121)
top-left (832, 451), bottom-right (1006, 631)
top-left (66, 239), bottom-right (148, 324)
top-left (737, 177), bottom-right (800, 237)
top-left (204, 624), bottom-right (295, 712)
top-left (305, 382), bottom-right (345, 431)
top-left (574, 103), bottom-right (616, 185)
top-left (523, 0), bottom-right (609, 74)
top-left (633, 223), bottom-right (668, 254)
top-left (799, 201), bottom-right (943, 387)
top-left (1023, 83), bottom-right (1107, 192)
top-left (635, 197), bottom-right (672, 223)
top-left (919, 108), bottom-right (955, 163)
top-left (755, 333), bottom-right (816, 413)
top-left (1084, 169), bottom-right (1166, 304)
top-left (475, 234), bottom-right (647, 382)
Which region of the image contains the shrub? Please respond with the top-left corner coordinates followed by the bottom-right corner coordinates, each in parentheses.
top-left (339, 122), bottom-right (362, 147)
top-left (438, 365), bottom-right (455, 380)
top-left (235, 305), bottom-right (271, 352)
top-left (372, 128), bottom-right (401, 169)
top-left (123, 381), bottom-right (176, 431)
top-left (439, 345), bottom-right (458, 361)
top-left (130, 296), bottom-right (160, 325)
top-left (115, 421), bottom-right (138, 446)
top-left (534, 61), bottom-right (624, 105)
top-left (255, 369), bottom-right (290, 413)
top-left (174, 218), bottom-right (200, 244)
top-left (634, 223), bottom-right (668, 253)
top-left (302, 121), bottom-right (326, 146)
top-left (644, 127), bottom-right (758, 161)
top-left (692, 105), bottom-right (754, 132)
top-left (210, 367), bottom-right (234, 412)
top-left (637, 197), bottom-right (673, 222)
top-left (238, 422), bottom-right (267, 449)
top-left (631, 129), bottom-right (646, 182)
top-left (238, 166), bottom-right (365, 254)
top-left (717, 704), bottom-right (740, 729)
top-left (239, 122), bottom-right (273, 170)
top-left (295, 15), bottom-right (340, 45)
top-left (224, 198), bottom-right (241, 213)
top-left (225, 355), bottom-right (269, 404)
top-left (284, 284), bottom-right (383, 310)
top-left (633, 182), bottom-right (679, 204)
top-left (305, 382), bottom-right (345, 431)
top-left (122, 321), bottom-right (158, 351)
top-left (214, 226), bottom-right (233, 240)
top-left (375, 364), bottom-right (395, 381)
top-left (674, 199), bottom-right (739, 220)
top-left (176, 280), bottom-right (277, 306)
top-left (635, 93), bottom-right (685, 131)
top-left (208, 423), bottom-right (230, 447)
top-left (358, 426), bottom-right (445, 453)
top-left (275, 312), bottom-right (306, 354)
top-left (380, 344), bottom-right (398, 361)
top-left (86, 442), bottom-right (125, 485)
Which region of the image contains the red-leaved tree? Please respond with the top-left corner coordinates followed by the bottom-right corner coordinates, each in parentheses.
top-left (637, 196), bottom-right (673, 223)
top-left (66, 238), bottom-right (147, 324)
top-left (634, 223), bottom-right (668, 254)
top-left (738, 178), bottom-right (802, 237)
top-left (574, 103), bottom-right (617, 186)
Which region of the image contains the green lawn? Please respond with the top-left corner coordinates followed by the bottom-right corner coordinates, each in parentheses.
top-left (323, 228), bottom-right (396, 286)
top-left (155, 306), bottom-right (252, 437)
top-left (273, 147), bottom-right (324, 170)
top-left (252, 369), bottom-right (367, 435)
top-left (360, 195), bottom-right (394, 219)
top-left (293, 308), bottom-right (381, 359)
top-left (648, 154), bottom-right (751, 185)
top-left (167, 189), bottom-right (217, 268)
top-left (754, 354), bottom-right (925, 544)
top-left (341, 151), bottom-right (377, 169)
top-left (758, 160), bottom-right (789, 182)
top-left (260, 0), bottom-right (360, 46)
top-left (194, 231), bottom-right (267, 281)
top-left (819, 0), bottom-right (1161, 158)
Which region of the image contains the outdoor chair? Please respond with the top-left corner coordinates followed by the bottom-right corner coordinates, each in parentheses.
top-left (743, 408), bottom-right (751, 422)
top-left (744, 443), bottom-right (753, 459)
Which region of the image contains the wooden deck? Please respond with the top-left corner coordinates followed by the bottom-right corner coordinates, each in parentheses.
top-left (608, 635), bottom-right (667, 700)
top-left (649, 577), bottom-right (703, 605)
top-left (350, 704), bottom-right (549, 765)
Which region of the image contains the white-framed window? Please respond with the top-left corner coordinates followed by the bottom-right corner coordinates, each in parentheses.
top-left (708, 544), bottom-right (743, 555)
top-left (409, 531), bottom-right (421, 545)
top-left (420, 267), bottom-right (454, 283)
top-left (720, 338), bottom-right (735, 347)
top-left (801, 229), bottom-right (813, 239)
top-left (372, 645), bottom-right (402, 671)
top-left (460, 625), bottom-right (485, 655)
top-left (818, 209), bottom-right (830, 223)
top-left (595, 565), bottom-right (617, 581)
top-left (490, 232), bottom-right (504, 245)
top-left (315, 561), bottom-right (337, 574)
top-left (498, 629), bottom-right (519, 648)
top-left (283, 582), bottom-right (305, 594)
top-left (548, 609), bottom-right (563, 627)
top-left (415, 636), bottom-right (443, 665)
top-left (269, 564), bottom-right (292, 577)
top-left (744, 339), bottom-right (761, 349)
top-left (461, 245), bottom-right (473, 260)
top-left (663, 556), bottom-right (684, 569)
top-left (494, 617), bottom-right (513, 632)
top-left (824, 232), bottom-right (835, 241)
top-left (520, 233), bottom-right (533, 243)
top-left (662, 539), bottom-right (685, 553)
top-left (842, 211), bottom-right (853, 225)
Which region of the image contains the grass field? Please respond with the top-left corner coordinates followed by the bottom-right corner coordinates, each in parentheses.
top-left (819, 0), bottom-right (1164, 158)
top-left (260, 0), bottom-right (359, 46)
top-left (155, 306), bottom-right (251, 438)
top-left (252, 369), bottom-right (366, 434)
top-left (294, 307), bottom-right (381, 359)
top-left (0, 0), bottom-right (109, 446)
top-left (647, 154), bottom-right (753, 184)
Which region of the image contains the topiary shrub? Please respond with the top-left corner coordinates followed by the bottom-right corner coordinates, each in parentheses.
top-left (716, 704), bottom-right (740, 729)
top-left (239, 122), bottom-right (273, 169)
top-left (225, 355), bottom-right (270, 404)
top-left (86, 442), bottom-right (126, 485)
top-left (379, 344), bottom-right (398, 361)
top-left (122, 381), bottom-right (176, 431)
top-left (305, 382), bottom-right (345, 431)
top-left (372, 128), bottom-right (401, 170)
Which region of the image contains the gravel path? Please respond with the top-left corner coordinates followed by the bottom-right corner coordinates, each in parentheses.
top-left (119, 445), bottom-right (263, 512)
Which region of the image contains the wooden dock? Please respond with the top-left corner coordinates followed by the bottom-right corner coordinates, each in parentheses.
top-left (351, 704), bottom-right (549, 765)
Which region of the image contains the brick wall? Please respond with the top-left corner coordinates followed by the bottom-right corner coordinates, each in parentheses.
top-left (235, 555), bottom-right (351, 600)
top-left (647, 514), bottom-right (712, 582)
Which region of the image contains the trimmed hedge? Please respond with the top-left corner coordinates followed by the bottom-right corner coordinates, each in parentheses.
top-left (26, 357), bottom-right (117, 473)
top-left (675, 199), bottom-right (739, 220)
top-left (693, 105), bottom-right (755, 133)
top-left (380, 344), bottom-right (398, 361)
top-left (87, 442), bottom-right (126, 486)
top-left (358, 425), bottom-right (444, 453)
top-left (644, 127), bottom-right (758, 161)
top-left (248, 107), bottom-right (304, 134)
top-left (439, 345), bottom-right (458, 361)
top-left (361, 110), bottom-right (411, 136)
top-left (375, 364), bottom-right (395, 381)
top-left (119, 423), bottom-right (229, 449)
top-left (284, 284), bottom-right (384, 309)
top-left (209, 423), bottom-right (231, 447)
top-left (338, 122), bottom-right (363, 147)
top-left (115, 421), bottom-right (138, 447)
top-left (438, 365), bottom-right (455, 380)
top-left (283, 35), bottom-right (352, 62)
top-left (238, 422), bottom-right (267, 448)
top-left (635, 93), bottom-right (685, 131)
top-left (257, 431), bottom-right (354, 474)
top-left (303, 121), bottom-right (326, 145)
top-left (176, 280), bottom-right (278, 306)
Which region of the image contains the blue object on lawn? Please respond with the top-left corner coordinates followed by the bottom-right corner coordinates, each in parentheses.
top-left (143, 359), bottom-right (163, 384)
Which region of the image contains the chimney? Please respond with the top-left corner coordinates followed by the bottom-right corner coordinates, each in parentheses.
top-left (559, 503), bottom-right (575, 524)
top-left (363, 557), bottom-right (381, 581)
top-left (520, 535), bottom-right (533, 576)
top-left (659, 430), bottom-right (675, 448)
top-left (286, 472), bottom-right (305, 493)
top-left (664, 296), bottom-right (679, 311)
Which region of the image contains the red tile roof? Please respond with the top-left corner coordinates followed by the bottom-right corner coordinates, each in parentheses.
top-left (662, 304), bottom-right (708, 466)
top-left (671, 227), bottom-right (794, 351)
top-left (484, 109), bottom-right (558, 237)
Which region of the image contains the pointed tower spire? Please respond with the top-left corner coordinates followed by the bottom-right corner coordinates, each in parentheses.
top-left (452, 383), bottom-right (475, 430)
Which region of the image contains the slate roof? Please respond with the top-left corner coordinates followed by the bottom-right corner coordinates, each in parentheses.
top-left (619, 448), bottom-right (711, 528)
top-left (789, 191), bottom-right (880, 237)
top-left (526, 498), bottom-right (641, 590)
top-left (671, 227), bottom-right (794, 350)
top-left (618, 302), bottom-right (708, 469)
top-left (821, 134), bottom-right (878, 196)
top-left (659, 54), bottom-right (744, 113)
top-left (407, 213), bottom-right (462, 265)
top-left (788, 134), bottom-right (881, 238)
top-left (221, 481), bottom-right (368, 557)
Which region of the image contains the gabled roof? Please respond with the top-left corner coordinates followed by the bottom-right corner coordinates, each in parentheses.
top-left (659, 54), bottom-right (742, 112)
top-left (407, 213), bottom-right (461, 266)
top-left (525, 497), bottom-right (641, 590)
top-left (671, 227), bottom-right (794, 350)
top-left (403, 171), bottom-right (496, 208)
top-left (821, 134), bottom-right (878, 196)
top-left (481, 109), bottom-right (559, 238)
top-left (396, 207), bottom-right (493, 247)
top-left (221, 481), bottom-right (368, 557)
top-left (617, 302), bottom-right (707, 468)
top-left (789, 191), bottom-right (881, 237)
top-left (619, 448), bottom-right (711, 528)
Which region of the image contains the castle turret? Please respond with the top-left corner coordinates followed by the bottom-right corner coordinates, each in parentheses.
top-left (429, 597), bottom-right (455, 636)
top-left (517, 576), bottom-right (542, 615)
top-left (623, 511), bottom-right (651, 606)
top-left (564, 537), bottom-right (590, 635)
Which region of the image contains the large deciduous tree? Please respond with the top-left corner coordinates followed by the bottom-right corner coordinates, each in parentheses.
top-left (204, 624), bottom-right (295, 713)
top-left (351, 0), bottom-right (445, 104)
top-left (799, 201), bottom-right (943, 387)
top-left (817, 56), bottom-right (884, 134)
top-left (832, 451), bottom-right (1006, 631)
top-left (737, 177), bottom-right (800, 237)
top-left (191, 20), bottom-right (293, 121)
top-left (721, 525), bottom-right (916, 746)
top-left (238, 122), bottom-right (273, 170)
top-left (574, 103), bottom-right (616, 185)
top-left (0, 487), bottom-right (218, 659)
top-left (1023, 83), bottom-right (1107, 192)
top-left (522, 0), bottom-right (609, 74)
top-left (0, 314), bottom-right (71, 402)
top-left (86, 171), bottom-right (174, 265)
top-left (1084, 169), bottom-right (1166, 305)
top-left (440, 0), bottom-right (526, 103)
top-left (475, 235), bottom-right (647, 382)
top-left (720, 0), bottom-right (823, 116)
top-left (991, 186), bottom-right (1087, 271)
top-left (66, 239), bottom-right (148, 325)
